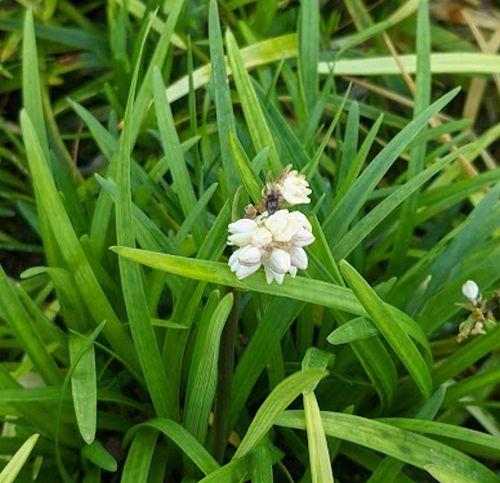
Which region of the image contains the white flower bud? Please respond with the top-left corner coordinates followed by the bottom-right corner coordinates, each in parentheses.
top-left (238, 245), bottom-right (262, 265)
top-left (279, 170), bottom-right (311, 205)
top-left (287, 210), bottom-right (312, 232)
top-left (228, 246), bottom-right (262, 280)
top-left (227, 219), bottom-right (258, 247)
top-left (250, 227), bottom-right (273, 247)
top-left (264, 263), bottom-right (286, 285)
top-left (291, 227), bottom-right (315, 247)
top-left (462, 280), bottom-right (480, 303)
top-left (290, 246), bottom-right (308, 270)
top-left (269, 248), bottom-right (291, 274)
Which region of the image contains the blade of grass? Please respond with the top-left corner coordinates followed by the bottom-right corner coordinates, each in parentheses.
top-left (114, 20), bottom-right (177, 419)
top-left (298, 0), bottom-right (319, 112)
top-left (208, 0), bottom-right (238, 191)
top-left (20, 111), bottom-right (140, 377)
top-left (69, 334), bottom-right (97, 444)
top-left (0, 266), bottom-right (61, 386)
top-left (339, 260), bottom-right (432, 398)
top-left (229, 130), bottom-right (264, 204)
top-left (184, 293), bottom-right (233, 445)
top-left (234, 369), bottom-right (328, 458)
top-left (225, 29), bottom-right (281, 175)
top-left (121, 429), bottom-right (159, 483)
top-left (323, 87), bottom-right (460, 244)
top-left (277, 411), bottom-right (498, 482)
top-left (334, 147), bottom-right (465, 259)
top-left (389, 0), bottom-right (432, 273)
top-left (125, 419), bottom-right (220, 475)
top-left (0, 433), bottom-right (39, 483)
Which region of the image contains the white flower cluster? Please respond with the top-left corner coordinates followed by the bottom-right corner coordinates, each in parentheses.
top-left (227, 165), bottom-right (314, 284)
top-left (228, 209), bottom-right (315, 284)
top-left (276, 169), bottom-right (311, 205)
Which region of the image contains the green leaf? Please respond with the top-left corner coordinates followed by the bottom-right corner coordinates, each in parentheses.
top-left (125, 419), bottom-right (220, 475)
top-left (184, 292), bottom-right (233, 444)
top-left (337, 101), bottom-right (359, 189)
top-left (69, 334), bottom-right (97, 444)
top-left (0, 265), bottom-right (61, 386)
top-left (334, 146), bottom-right (465, 259)
top-left (229, 131), bottom-right (264, 204)
top-left (20, 111), bottom-right (140, 378)
top-left (121, 429), bottom-right (159, 483)
top-left (21, 266), bottom-right (91, 333)
top-left (225, 29), bottom-right (282, 175)
top-left (301, 349), bottom-right (334, 483)
top-left (250, 441), bottom-right (274, 483)
top-left (298, 0), bottom-right (319, 111)
top-left (377, 418), bottom-right (500, 460)
top-left (389, 0), bottom-right (432, 272)
top-left (229, 298), bottom-right (304, 430)
top-left (276, 411), bottom-right (498, 482)
top-left (323, 87), bottom-right (460, 244)
top-left (22, 10), bottom-right (48, 157)
top-left (0, 433), bottom-right (39, 483)
top-left (234, 369), bottom-right (328, 458)
top-left (425, 464), bottom-right (469, 483)
top-left (327, 317), bottom-right (378, 344)
top-left (339, 260), bottom-right (432, 398)
top-left (208, 0), bottom-right (238, 190)
top-left (174, 183), bottom-right (219, 246)
top-left (82, 440), bottom-right (117, 472)
top-left (152, 67), bottom-right (204, 242)
top-left (114, 49), bottom-right (176, 418)
top-left (303, 393), bottom-right (334, 483)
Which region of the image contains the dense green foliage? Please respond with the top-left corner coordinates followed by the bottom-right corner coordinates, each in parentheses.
top-left (0, 0), bottom-right (499, 481)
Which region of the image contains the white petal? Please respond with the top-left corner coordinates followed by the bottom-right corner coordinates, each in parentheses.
top-left (269, 248), bottom-right (291, 274)
top-left (274, 271), bottom-right (285, 284)
top-left (229, 259), bottom-right (241, 273)
top-left (228, 250), bottom-right (240, 268)
top-left (288, 266), bottom-right (297, 278)
top-left (280, 172), bottom-right (311, 205)
top-left (228, 218), bottom-right (257, 234)
top-left (227, 232), bottom-right (253, 247)
top-left (290, 246), bottom-right (308, 270)
top-left (235, 262), bottom-right (260, 279)
top-left (264, 210), bottom-right (289, 237)
top-left (250, 227), bottom-right (273, 247)
top-left (288, 211), bottom-right (312, 231)
top-left (462, 280), bottom-right (479, 302)
top-left (264, 264), bottom-right (274, 284)
top-left (291, 227), bottom-right (315, 247)
top-left (238, 245), bottom-right (262, 265)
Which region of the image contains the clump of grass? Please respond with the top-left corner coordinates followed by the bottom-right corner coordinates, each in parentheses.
top-left (0, 0), bottom-right (499, 481)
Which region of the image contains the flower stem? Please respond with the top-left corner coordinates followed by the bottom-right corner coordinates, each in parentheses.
top-left (213, 289), bottom-right (240, 462)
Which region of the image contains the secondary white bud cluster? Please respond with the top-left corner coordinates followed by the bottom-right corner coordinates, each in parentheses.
top-left (462, 280), bottom-right (480, 304)
top-left (276, 169), bottom-right (311, 205)
top-left (228, 209), bottom-right (315, 284)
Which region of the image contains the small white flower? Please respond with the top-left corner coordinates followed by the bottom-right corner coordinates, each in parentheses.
top-left (269, 248), bottom-right (291, 274)
top-left (227, 209), bottom-right (315, 284)
top-left (287, 210), bottom-right (312, 232)
top-left (265, 210), bottom-right (298, 242)
top-left (278, 169), bottom-right (311, 205)
top-left (228, 245), bottom-right (263, 280)
top-left (250, 226), bottom-right (273, 247)
top-left (290, 227), bottom-right (315, 247)
top-left (462, 280), bottom-right (480, 303)
top-left (227, 218), bottom-right (258, 247)
top-left (290, 246), bottom-right (308, 270)
top-left (264, 263), bottom-right (285, 285)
